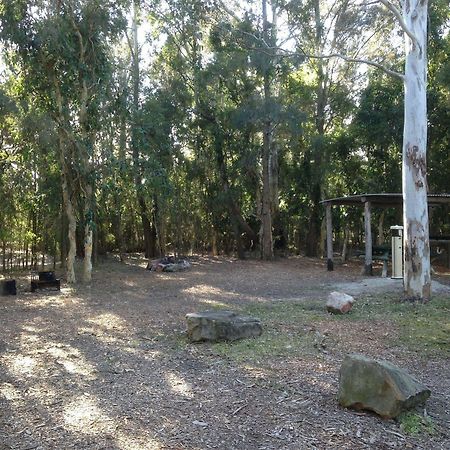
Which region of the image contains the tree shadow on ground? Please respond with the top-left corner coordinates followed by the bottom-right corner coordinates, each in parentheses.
top-left (1, 256), bottom-right (449, 449)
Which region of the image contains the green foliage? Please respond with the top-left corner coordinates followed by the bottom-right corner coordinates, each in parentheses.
top-left (0, 0), bottom-right (448, 265)
top-left (210, 291), bottom-right (450, 367)
top-left (398, 412), bottom-right (435, 436)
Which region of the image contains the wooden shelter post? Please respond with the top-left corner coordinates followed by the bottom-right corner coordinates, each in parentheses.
top-left (364, 200), bottom-right (373, 275)
top-left (326, 203), bottom-right (333, 271)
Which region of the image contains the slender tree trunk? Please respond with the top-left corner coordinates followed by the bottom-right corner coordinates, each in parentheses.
top-left (153, 195), bottom-right (164, 257)
top-left (261, 0), bottom-right (274, 260)
top-left (116, 111), bottom-right (127, 262)
top-left (268, 1), bottom-right (283, 251)
top-left (211, 228), bottom-right (218, 256)
top-left (60, 200), bottom-right (67, 269)
top-left (79, 77), bottom-right (94, 283)
top-left (112, 194), bottom-right (126, 262)
top-left (52, 5), bottom-right (78, 283)
top-left (130, 0), bottom-right (153, 259)
top-left (58, 132), bottom-right (77, 284)
top-left (82, 187), bottom-right (94, 282)
top-left (402, 0), bottom-right (430, 301)
top-left (60, 169), bottom-right (76, 282)
top-left (342, 226), bottom-right (349, 261)
top-left (25, 214), bottom-right (30, 269)
top-left (214, 130), bottom-right (256, 257)
top-left (377, 210), bottom-right (385, 245)
top-left (306, 0), bottom-right (327, 257)
top-left (2, 241), bottom-right (5, 272)
top-left (31, 208), bottom-right (37, 270)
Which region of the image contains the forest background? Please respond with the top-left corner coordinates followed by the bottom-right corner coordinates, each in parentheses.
top-left (0, 0), bottom-right (448, 284)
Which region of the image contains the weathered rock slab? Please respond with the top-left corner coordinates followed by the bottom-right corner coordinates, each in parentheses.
top-left (326, 291), bottom-right (354, 314)
top-left (186, 310), bottom-right (262, 342)
top-left (338, 354), bottom-right (431, 418)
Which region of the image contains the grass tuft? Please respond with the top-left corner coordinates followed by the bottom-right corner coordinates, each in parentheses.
top-left (398, 412), bottom-right (435, 435)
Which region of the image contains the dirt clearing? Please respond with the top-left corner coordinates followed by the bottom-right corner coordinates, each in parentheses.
top-left (1, 256), bottom-right (449, 449)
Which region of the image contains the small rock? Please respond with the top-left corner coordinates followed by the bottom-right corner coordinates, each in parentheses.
top-left (326, 291), bottom-right (355, 314)
top-left (338, 354), bottom-right (431, 418)
top-left (192, 420), bottom-right (208, 427)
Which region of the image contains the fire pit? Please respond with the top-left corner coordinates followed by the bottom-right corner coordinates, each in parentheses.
top-left (1, 279), bottom-right (17, 296)
top-left (31, 271), bottom-right (61, 292)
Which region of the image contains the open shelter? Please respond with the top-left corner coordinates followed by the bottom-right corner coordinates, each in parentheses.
top-left (320, 193), bottom-right (450, 274)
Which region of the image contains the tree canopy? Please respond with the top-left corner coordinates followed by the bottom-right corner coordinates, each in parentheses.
top-left (0, 0), bottom-right (448, 300)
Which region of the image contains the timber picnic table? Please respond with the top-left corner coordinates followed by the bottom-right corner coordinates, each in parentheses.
top-left (355, 245), bottom-right (391, 277)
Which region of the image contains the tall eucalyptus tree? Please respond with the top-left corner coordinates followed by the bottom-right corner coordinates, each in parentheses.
top-left (0, 0), bottom-right (127, 282)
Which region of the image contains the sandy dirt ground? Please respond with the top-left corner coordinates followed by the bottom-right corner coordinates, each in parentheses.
top-left (0, 256), bottom-right (449, 450)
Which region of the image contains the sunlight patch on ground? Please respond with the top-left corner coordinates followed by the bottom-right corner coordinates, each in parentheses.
top-left (63, 396), bottom-right (113, 433)
top-left (47, 344), bottom-right (96, 378)
top-left (25, 382), bottom-right (58, 402)
top-left (87, 313), bottom-right (128, 332)
top-left (142, 350), bottom-right (163, 360)
top-left (0, 382), bottom-right (22, 401)
top-left (22, 325), bottom-right (39, 333)
top-left (7, 355), bottom-right (37, 376)
top-left (61, 380), bottom-right (163, 447)
top-left (198, 298), bottom-right (232, 308)
top-left (24, 292), bottom-right (81, 308)
top-left (116, 434), bottom-right (162, 450)
top-left (165, 371), bottom-right (193, 398)
top-left (183, 284), bottom-right (239, 298)
top-left (77, 325), bottom-right (124, 345)
top-left (20, 331), bottom-right (40, 345)
top-left (242, 365), bottom-right (272, 378)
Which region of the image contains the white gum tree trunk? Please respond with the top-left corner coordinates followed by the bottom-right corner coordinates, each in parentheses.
top-left (402, 0), bottom-right (431, 301)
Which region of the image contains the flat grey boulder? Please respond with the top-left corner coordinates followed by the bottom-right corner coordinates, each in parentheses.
top-left (326, 291), bottom-right (354, 314)
top-left (338, 354), bottom-right (431, 418)
top-left (186, 310), bottom-right (262, 342)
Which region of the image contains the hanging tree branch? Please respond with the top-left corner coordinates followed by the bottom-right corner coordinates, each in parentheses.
top-left (215, 0), bottom-right (405, 81)
top-left (377, 0), bottom-right (418, 48)
top-left (291, 49), bottom-right (405, 80)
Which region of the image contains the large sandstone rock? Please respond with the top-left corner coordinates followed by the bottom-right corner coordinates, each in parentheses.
top-left (186, 310), bottom-right (262, 342)
top-left (338, 354), bottom-right (431, 418)
top-left (326, 291), bottom-right (354, 314)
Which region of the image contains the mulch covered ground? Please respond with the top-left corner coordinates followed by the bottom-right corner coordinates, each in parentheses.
top-left (0, 256), bottom-right (449, 450)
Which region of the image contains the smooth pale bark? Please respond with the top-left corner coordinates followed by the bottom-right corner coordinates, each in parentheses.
top-left (364, 201), bottom-right (373, 276)
top-left (326, 203), bottom-right (333, 271)
top-left (402, 0), bottom-right (431, 301)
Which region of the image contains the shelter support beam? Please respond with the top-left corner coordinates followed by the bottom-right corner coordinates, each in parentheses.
top-left (364, 201), bottom-right (373, 275)
top-left (326, 203), bottom-right (333, 271)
